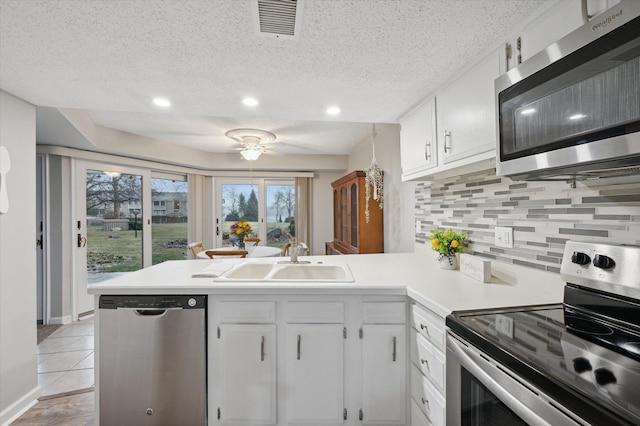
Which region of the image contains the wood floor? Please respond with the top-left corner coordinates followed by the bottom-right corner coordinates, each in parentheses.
top-left (12, 390), bottom-right (94, 426)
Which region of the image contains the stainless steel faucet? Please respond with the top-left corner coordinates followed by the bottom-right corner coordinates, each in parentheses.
top-left (290, 242), bottom-right (308, 263)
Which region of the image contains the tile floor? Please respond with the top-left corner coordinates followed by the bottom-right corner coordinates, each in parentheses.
top-left (37, 316), bottom-right (95, 398)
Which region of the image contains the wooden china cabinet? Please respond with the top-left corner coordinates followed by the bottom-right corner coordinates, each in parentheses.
top-left (325, 171), bottom-right (384, 255)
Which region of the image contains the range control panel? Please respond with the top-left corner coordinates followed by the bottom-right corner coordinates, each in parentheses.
top-left (560, 241), bottom-right (640, 299)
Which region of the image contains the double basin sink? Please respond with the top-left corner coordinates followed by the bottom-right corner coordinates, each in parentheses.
top-left (214, 262), bottom-right (355, 282)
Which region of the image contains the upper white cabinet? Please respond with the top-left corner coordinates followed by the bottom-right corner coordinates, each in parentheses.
top-left (520, 0), bottom-right (583, 61)
top-left (436, 48), bottom-right (500, 165)
top-left (400, 97), bottom-right (438, 178)
top-left (400, 48), bottom-right (500, 181)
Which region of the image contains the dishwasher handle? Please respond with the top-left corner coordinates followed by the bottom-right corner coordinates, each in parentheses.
top-left (134, 309), bottom-right (170, 316)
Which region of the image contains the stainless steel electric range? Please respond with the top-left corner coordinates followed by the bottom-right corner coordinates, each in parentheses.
top-left (446, 241), bottom-right (640, 425)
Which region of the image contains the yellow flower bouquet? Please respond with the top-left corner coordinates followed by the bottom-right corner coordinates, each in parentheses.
top-left (429, 228), bottom-right (468, 256)
top-left (230, 219), bottom-right (253, 249)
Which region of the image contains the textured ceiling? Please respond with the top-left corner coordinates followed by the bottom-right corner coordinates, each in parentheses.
top-left (0, 0), bottom-right (553, 156)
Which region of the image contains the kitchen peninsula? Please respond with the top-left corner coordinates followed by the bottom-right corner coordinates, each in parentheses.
top-left (89, 252), bottom-right (564, 425)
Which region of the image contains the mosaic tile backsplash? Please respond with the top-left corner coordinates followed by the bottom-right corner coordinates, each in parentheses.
top-left (415, 169), bottom-right (640, 274)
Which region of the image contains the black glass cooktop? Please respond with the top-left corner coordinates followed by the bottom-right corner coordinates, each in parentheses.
top-left (447, 305), bottom-right (640, 426)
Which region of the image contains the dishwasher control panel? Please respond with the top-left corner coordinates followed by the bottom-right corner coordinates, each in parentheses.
top-left (99, 295), bottom-right (206, 309)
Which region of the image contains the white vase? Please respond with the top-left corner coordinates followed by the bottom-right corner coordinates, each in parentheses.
top-left (437, 253), bottom-right (457, 270)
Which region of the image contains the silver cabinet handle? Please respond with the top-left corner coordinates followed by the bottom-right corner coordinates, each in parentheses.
top-left (443, 130), bottom-right (451, 153)
top-left (421, 397), bottom-right (430, 409)
top-left (392, 336), bottom-right (397, 362)
top-left (420, 358), bottom-right (430, 370)
top-left (261, 336), bottom-right (265, 362)
top-left (297, 334), bottom-right (301, 360)
top-left (425, 140), bottom-right (431, 160)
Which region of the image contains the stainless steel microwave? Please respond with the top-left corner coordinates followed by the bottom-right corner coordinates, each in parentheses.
top-left (495, 0), bottom-right (640, 181)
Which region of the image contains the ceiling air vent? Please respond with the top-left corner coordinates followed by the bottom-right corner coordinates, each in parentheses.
top-left (252, 0), bottom-right (304, 39)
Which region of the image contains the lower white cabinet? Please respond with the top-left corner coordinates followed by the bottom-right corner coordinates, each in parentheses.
top-left (409, 303), bottom-right (447, 426)
top-left (209, 296), bottom-right (408, 425)
top-left (286, 323), bottom-right (345, 424)
top-left (217, 324), bottom-right (277, 424)
top-left (361, 324), bottom-right (407, 425)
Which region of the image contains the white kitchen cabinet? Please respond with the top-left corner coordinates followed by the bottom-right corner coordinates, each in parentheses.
top-left (217, 324), bottom-right (277, 424)
top-left (436, 48), bottom-right (500, 166)
top-left (209, 295), bottom-right (408, 426)
top-left (520, 0), bottom-right (584, 61)
top-left (361, 324), bottom-right (407, 425)
top-left (400, 97), bottom-right (438, 179)
top-left (409, 303), bottom-right (446, 426)
top-left (400, 49), bottom-right (499, 181)
top-left (286, 323), bottom-right (345, 424)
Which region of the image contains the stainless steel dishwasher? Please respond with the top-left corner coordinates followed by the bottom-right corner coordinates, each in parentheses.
top-left (98, 295), bottom-right (206, 425)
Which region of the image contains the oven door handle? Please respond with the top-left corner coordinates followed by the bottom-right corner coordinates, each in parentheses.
top-left (448, 334), bottom-right (580, 426)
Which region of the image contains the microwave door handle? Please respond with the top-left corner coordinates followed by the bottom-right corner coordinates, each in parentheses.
top-left (448, 336), bottom-right (558, 426)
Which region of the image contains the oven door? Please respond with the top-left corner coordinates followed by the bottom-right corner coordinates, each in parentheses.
top-left (446, 331), bottom-right (586, 426)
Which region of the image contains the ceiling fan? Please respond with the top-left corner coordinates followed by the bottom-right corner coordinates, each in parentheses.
top-left (225, 128), bottom-right (278, 161)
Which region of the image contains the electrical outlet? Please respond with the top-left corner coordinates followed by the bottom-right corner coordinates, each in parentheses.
top-left (415, 220), bottom-right (421, 233)
top-left (495, 226), bottom-right (514, 248)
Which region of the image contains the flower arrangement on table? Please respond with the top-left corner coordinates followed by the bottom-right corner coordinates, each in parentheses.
top-left (429, 228), bottom-right (468, 268)
top-left (230, 219), bottom-right (253, 250)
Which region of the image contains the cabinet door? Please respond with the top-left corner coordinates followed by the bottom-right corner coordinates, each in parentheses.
top-left (436, 49), bottom-right (500, 165)
top-left (218, 324), bottom-right (276, 424)
top-left (361, 324), bottom-right (407, 425)
top-left (286, 324), bottom-right (344, 424)
top-left (400, 97), bottom-right (438, 177)
top-left (520, 0), bottom-right (583, 61)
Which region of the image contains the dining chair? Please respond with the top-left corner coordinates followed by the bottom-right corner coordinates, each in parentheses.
top-left (205, 250), bottom-right (248, 259)
top-left (281, 242), bottom-right (292, 257)
top-left (232, 238), bottom-right (261, 247)
top-left (188, 242), bottom-right (205, 259)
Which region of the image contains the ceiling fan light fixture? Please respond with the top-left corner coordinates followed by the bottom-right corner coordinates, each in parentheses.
top-left (240, 146), bottom-right (263, 161)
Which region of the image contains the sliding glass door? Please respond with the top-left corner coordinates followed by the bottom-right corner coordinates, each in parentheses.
top-left (151, 175), bottom-right (188, 264)
top-left (75, 162), bottom-right (188, 318)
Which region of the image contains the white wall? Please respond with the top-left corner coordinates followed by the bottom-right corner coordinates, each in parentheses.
top-left (0, 91), bottom-right (39, 424)
top-left (347, 124), bottom-right (415, 253)
top-left (311, 171), bottom-right (344, 255)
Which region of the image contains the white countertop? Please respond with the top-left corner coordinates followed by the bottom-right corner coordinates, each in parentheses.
top-left (88, 252), bottom-right (565, 318)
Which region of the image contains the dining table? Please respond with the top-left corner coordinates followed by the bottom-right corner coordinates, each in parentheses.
top-left (196, 245), bottom-right (282, 259)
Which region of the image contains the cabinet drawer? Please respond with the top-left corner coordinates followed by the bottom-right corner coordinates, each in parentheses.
top-left (411, 398), bottom-right (434, 426)
top-left (219, 301), bottom-right (275, 323)
top-left (410, 329), bottom-right (445, 391)
top-left (411, 366), bottom-right (445, 426)
top-left (286, 302), bottom-right (344, 323)
top-left (362, 302), bottom-right (406, 324)
top-left (411, 304), bottom-right (445, 350)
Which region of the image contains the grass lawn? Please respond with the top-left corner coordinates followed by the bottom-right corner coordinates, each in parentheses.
top-left (87, 222), bottom-right (188, 272)
top-left (88, 220), bottom-right (293, 272)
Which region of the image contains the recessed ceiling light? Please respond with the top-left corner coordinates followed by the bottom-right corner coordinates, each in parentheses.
top-left (520, 108), bottom-right (536, 115)
top-left (326, 106), bottom-right (341, 115)
top-left (243, 97), bottom-right (259, 107)
top-left (153, 97), bottom-right (171, 107)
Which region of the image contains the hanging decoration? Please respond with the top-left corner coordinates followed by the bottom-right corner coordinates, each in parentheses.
top-left (364, 124), bottom-right (383, 223)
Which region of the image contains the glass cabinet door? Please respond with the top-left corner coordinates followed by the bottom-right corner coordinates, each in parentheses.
top-left (340, 187), bottom-right (347, 243)
top-left (333, 190), bottom-right (339, 240)
top-left (350, 183), bottom-right (358, 247)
